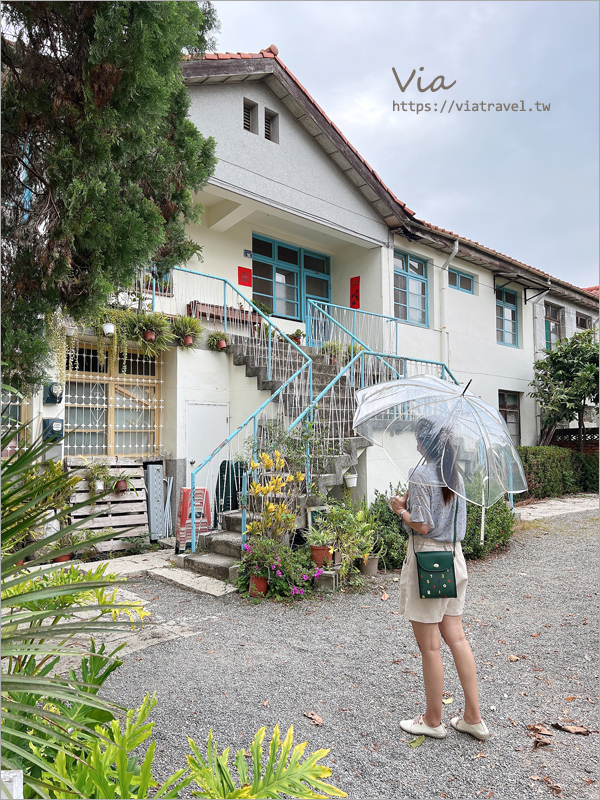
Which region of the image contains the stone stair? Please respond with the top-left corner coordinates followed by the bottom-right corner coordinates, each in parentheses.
top-left (177, 338), bottom-right (369, 591)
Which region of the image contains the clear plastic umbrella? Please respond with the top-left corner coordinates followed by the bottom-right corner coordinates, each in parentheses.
top-left (353, 374), bottom-right (527, 508)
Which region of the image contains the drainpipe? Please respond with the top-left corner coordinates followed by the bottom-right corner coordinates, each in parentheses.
top-left (439, 239), bottom-right (459, 366)
top-left (531, 289), bottom-right (551, 445)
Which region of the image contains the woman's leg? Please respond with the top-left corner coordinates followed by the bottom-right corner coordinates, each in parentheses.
top-left (439, 614), bottom-right (482, 724)
top-left (410, 621), bottom-right (444, 727)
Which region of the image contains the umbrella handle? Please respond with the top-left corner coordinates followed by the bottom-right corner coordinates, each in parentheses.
top-left (480, 477), bottom-right (488, 544)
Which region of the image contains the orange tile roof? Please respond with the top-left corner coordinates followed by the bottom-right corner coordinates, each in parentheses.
top-left (186, 46), bottom-right (599, 302)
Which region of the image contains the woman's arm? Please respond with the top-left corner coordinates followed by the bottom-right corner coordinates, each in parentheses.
top-left (391, 495), bottom-right (430, 535)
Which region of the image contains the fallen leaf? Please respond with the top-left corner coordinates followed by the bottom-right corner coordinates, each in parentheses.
top-left (472, 752), bottom-right (488, 759)
top-left (565, 696), bottom-right (576, 702)
top-left (533, 737), bottom-right (552, 749)
top-left (263, 700), bottom-right (269, 707)
top-left (392, 659), bottom-right (403, 663)
top-left (508, 655), bottom-right (519, 662)
top-left (551, 723), bottom-right (591, 736)
top-left (531, 633), bottom-right (541, 638)
top-left (442, 697), bottom-right (454, 705)
top-left (304, 711), bottom-right (323, 726)
top-left (528, 724), bottom-right (553, 736)
top-left (508, 718), bottom-right (517, 727)
top-left (381, 590), bottom-right (390, 602)
top-left (407, 735), bottom-right (424, 748)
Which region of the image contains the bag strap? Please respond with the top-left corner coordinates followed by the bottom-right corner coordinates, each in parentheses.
top-left (412, 495), bottom-right (459, 555)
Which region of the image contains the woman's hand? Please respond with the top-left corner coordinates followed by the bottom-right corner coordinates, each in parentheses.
top-left (391, 495), bottom-right (406, 515)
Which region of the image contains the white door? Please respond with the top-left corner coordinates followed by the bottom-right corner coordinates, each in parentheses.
top-left (186, 402), bottom-right (229, 487)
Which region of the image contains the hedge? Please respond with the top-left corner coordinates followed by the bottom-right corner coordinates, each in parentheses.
top-left (369, 484), bottom-right (516, 563)
top-left (516, 446), bottom-right (599, 500)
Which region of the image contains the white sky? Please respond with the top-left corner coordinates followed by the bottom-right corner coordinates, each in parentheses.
top-left (210, 0), bottom-right (599, 289)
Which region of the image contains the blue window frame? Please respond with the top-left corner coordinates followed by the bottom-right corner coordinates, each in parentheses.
top-left (496, 288), bottom-right (518, 347)
top-left (448, 268), bottom-right (474, 294)
top-left (394, 251), bottom-right (428, 327)
top-left (252, 234), bottom-right (330, 321)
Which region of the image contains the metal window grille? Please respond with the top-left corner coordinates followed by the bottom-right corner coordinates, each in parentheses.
top-left (64, 343), bottom-right (163, 457)
top-left (243, 104), bottom-right (252, 131)
top-left (265, 114), bottom-right (272, 140)
top-left (1, 393), bottom-right (30, 456)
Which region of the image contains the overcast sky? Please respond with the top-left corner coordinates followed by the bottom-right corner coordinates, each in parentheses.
top-left (210, 0), bottom-right (599, 289)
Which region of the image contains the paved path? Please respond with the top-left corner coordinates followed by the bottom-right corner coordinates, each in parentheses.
top-left (93, 499), bottom-right (599, 800)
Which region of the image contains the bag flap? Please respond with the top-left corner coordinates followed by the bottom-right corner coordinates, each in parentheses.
top-left (415, 551), bottom-right (454, 573)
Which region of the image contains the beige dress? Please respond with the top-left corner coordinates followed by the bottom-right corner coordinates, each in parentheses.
top-left (398, 465), bottom-right (468, 624)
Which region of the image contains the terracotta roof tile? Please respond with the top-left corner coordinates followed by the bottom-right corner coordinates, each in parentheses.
top-left (583, 286), bottom-right (599, 296)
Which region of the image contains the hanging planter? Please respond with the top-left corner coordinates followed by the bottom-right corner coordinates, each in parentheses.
top-left (102, 323), bottom-right (115, 337)
top-left (130, 311), bottom-right (174, 356)
top-left (343, 472), bottom-right (358, 488)
top-left (171, 315), bottom-right (205, 349)
top-left (144, 329), bottom-right (156, 342)
top-left (65, 325), bottom-right (77, 337)
top-left (206, 331), bottom-right (230, 352)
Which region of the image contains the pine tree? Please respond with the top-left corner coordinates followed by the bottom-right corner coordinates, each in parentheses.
top-left (1, 1), bottom-right (218, 390)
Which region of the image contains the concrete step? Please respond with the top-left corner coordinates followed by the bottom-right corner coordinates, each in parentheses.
top-left (151, 567), bottom-right (238, 601)
top-left (210, 531), bottom-right (242, 558)
top-left (177, 552), bottom-right (238, 581)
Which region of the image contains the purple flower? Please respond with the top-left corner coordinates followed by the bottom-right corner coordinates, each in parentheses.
top-left (276, 570), bottom-right (282, 577)
top-left (299, 587), bottom-right (304, 594)
top-left (314, 568), bottom-right (323, 578)
top-left (271, 564), bottom-right (277, 570)
top-left (243, 544), bottom-right (252, 552)
top-left (302, 574), bottom-right (309, 581)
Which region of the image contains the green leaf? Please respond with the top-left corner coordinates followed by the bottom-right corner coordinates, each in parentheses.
top-left (407, 735), bottom-right (425, 748)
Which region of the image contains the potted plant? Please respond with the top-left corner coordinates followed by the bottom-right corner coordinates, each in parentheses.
top-left (131, 311), bottom-right (174, 355)
top-left (343, 469), bottom-right (358, 488)
top-left (112, 471), bottom-right (137, 494)
top-left (289, 329), bottom-right (306, 346)
top-left (238, 537), bottom-right (280, 597)
top-left (305, 525), bottom-right (334, 568)
top-left (84, 461), bottom-right (112, 499)
top-left (321, 340), bottom-right (342, 365)
top-left (355, 509), bottom-right (386, 576)
top-left (51, 530), bottom-right (87, 563)
top-left (206, 330), bottom-right (230, 351)
top-left (171, 316), bottom-right (205, 348)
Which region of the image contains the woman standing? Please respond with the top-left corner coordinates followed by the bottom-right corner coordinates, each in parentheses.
top-left (391, 417), bottom-right (490, 741)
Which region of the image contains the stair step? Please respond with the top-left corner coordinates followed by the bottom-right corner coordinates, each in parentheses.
top-left (210, 531), bottom-right (243, 557)
top-left (151, 567), bottom-right (238, 600)
top-left (178, 552), bottom-right (238, 581)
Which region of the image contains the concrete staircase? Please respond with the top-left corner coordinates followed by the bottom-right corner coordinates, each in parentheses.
top-left (177, 339), bottom-right (369, 594)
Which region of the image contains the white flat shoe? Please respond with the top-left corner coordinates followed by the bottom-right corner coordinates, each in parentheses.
top-left (450, 715), bottom-right (491, 740)
top-left (400, 714), bottom-right (447, 739)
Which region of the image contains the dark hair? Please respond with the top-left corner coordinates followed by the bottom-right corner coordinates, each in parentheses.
top-left (415, 417), bottom-right (458, 505)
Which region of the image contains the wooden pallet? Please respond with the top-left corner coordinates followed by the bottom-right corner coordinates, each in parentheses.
top-left (65, 457), bottom-right (149, 538)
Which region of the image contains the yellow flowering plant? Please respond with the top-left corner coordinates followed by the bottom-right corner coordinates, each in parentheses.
top-left (246, 451), bottom-right (306, 541)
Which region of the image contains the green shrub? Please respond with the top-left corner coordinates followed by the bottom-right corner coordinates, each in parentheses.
top-left (368, 483), bottom-right (408, 569)
top-left (462, 499), bottom-right (516, 559)
top-left (368, 482), bottom-right (516, 563)
top-left (236, 539), bottom-right (320, 599)
top-left (517, 446), bottom-right (599, 499)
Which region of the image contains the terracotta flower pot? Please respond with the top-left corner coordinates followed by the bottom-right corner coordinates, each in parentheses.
top-left (183, 334), bottom-right (194, 347)
top-left (217, 338), bottom-right (227, 350)
top-left (53, 554), bottom-right (71, 563)
top-left (16, 558), bottom-right (24, 566)
top-left (310, 544), bottom-right (332, 569)
top-left (249, 575), bottom-right (268, 597)
top-left (144, 329), bottom-right (156, 342)
top-left (115, 479), bottom-right (128, 493)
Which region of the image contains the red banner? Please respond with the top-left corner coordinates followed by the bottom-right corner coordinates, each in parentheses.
top-left (238, 266), bottom-right (252, 287)
top-left (350, 276), bottom-right (360, 309)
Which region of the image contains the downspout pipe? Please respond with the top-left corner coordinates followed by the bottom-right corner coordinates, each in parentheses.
top-left (439, 239), bottom-right (459, 367)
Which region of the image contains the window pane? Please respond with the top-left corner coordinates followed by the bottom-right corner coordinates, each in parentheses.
top-left (252, 293), bottom-right (272, 313)
top-left (448, 271), bottom-right (457, 287)
top-left (496, 288), bottom-right (504, 301)
top-left (408, 258), bottom-right (425, 277)
top-left (276, 283), bottom-right (296, 301)
top-left (394, 273), bottom-right (407, 291)
top-left (65, 407), bottom-right (106, 428)
top-left (253, 277), bottom-right (272, 296)
top-left (459, 275), bottom-right (472, 291)
top-left (305, 276), bottom-right (329, 298)
top-left (277, 245), bottom-right (299, 266)
top-left (496, 329), bottom-right (504, 343)
top-left (395, 304), bottom-right (408, 321)
top-left (275, 268), bottom-right (296, 286)
top-left (252, 261), bottom-right (272, 279)
top-left (114, 432), bottom-right (151, 454)
top-left (275, 299), bottom-right (298, 317)
top-left (252, 238), bottom-right (272, 259)
top-left (394, 254), bottom-right (407, 272)
top-left (304, 254), bottom-right (328, 274)
top-left (505, 291), bottom-right (516, 306)
top-left (409, 278), bottom-right (425, 296)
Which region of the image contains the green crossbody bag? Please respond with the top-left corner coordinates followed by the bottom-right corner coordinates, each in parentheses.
top-left (414, 500), bottom-right (458, 599)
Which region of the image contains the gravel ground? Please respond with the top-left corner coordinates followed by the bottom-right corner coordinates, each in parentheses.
top-left (102, 509), bottom-right (599, 799)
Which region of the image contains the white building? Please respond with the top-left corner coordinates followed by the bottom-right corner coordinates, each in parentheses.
top-left (18, 45), bottom-right (598, 538)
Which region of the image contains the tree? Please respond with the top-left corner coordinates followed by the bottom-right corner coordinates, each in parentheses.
top-left (1, 1), bottom-right (218, 391)
top-left (529, 329), bottom-right (599, 450)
